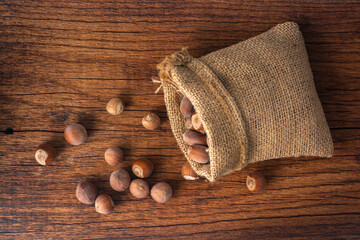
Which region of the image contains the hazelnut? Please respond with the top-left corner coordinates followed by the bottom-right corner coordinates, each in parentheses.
top-left (246, 171), bottom-right (266, 193)
top-left (109, 168), bottom-right (131, 192)
top-left (185, 117), bottom-right (195, 130)
top-left (34, 143), bottom-right (56, 166)
top-left (106, 98), bottom-right (125, 115)
top-left (76, 180), bottom-right (98, 204)
top-left (64, 123), bottom-right (87, 146)
top-left (129, 179), bottom-right (149, 199)
top-left (142, 112), bottom-right (160, 130)
top-left (104, 147), bottom-right (124, 166)
top-left (183, 130), bottom-right (207, 146)
top-left (180, 96), bottom-right (195, 118)
top-left (187, 145), bottom-right (209, 164)
top-left (95, 194), bottom-right (114, 214)
top-left (181, 162), bottom-right (199, 180)
top-left (132, 159), bottom-right (153, 178)
top-left (191, 113), bottom-right (205, 133)
top-left (151, 182), bottom-right (172, 203)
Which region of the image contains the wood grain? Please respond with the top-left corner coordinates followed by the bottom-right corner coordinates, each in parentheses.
top-left (1, 0), bottom-right (360, 239)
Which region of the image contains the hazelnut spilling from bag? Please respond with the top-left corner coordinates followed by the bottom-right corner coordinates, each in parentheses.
top-left (155, 22), bottom-right (334, 182)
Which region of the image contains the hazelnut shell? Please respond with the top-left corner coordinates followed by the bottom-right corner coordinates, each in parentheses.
top-left (191, 113), bottom-right (205, 133)
top-left (181, 162), bottom-right (199, 180)
top-left (183, 130), bottom-right (207, 146)
top-left (35, 143), bottom-right (56, 166)
top-left (142, 112), bottom-right (161, 130)
top-left (151, 182), bottom-right (172, 203)
top-left (106, 98), bottom-right (125, 115)
top-left (180, 96), bottom-right (195, 118)
top-left (64, 123), bottom-right (87, 146)
top-left (246, 171), bottom-right (266, 193)
top-left (132, 159), bottom-right (154, 178)
top-left (76, 180), bottom-right (98, 204)
top-left (129, 179), bottom-right (150, 199)
top-left (95, 194), bottom-right (114, 214)
top-left (109, 168), bottom-right (131, 192)
top-left (187, 145), bottom-right (210, 164)
top-left (105, 147), bottom-right (124, 166)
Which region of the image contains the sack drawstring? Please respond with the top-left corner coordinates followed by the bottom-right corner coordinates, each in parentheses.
top-left (151, 77), bottom-right (164, 94)
top-left (153, 47), bottom-right (193, 94)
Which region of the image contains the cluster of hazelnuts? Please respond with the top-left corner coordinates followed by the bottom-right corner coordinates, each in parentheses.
top-left (34, 98), bottom-right (172, 214)
top-left (76, 158), bottom-right (172, 214)
top-left (179, 96), bottom-right (266, 193)
top-left (34, 97), bottom-right (266, 214)
top-left (180, 96), bottom-right (209, 165)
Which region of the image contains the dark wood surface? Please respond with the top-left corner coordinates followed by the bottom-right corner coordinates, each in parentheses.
top-left (1, 0), bottom-right (360, 239)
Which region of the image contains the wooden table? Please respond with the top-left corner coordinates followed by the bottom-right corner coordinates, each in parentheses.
top-left (1, 1), bottom-right (359, 239)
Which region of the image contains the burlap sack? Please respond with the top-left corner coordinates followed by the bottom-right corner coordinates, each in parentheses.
top-left (156, 22), bottom-right (333, 182)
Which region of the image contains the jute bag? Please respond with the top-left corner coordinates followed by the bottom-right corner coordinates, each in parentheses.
top-left (156, 22), bottom-right (333, 182)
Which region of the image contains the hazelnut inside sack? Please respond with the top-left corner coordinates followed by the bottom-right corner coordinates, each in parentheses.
top-left (156, 22), bottom-right (333, 182)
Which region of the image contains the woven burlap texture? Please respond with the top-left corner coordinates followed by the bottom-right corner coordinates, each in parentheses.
top-left (157, 22), bottom-right (333, 182)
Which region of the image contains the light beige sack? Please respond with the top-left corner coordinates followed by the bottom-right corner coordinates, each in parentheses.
top-left (156, 22), bottom-right (333, 182)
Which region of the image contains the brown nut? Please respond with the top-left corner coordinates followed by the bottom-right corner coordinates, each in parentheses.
top-left (151, 182), bottom-right (172, 203)
top-left (191, 113), bottom-right (205, 133)
top-left (180, 96), bottom-right (195, 118)
top-left (106, 98), bottom-right (125, 115)
top-left (181, 162), bottom-right (199, 180)
top-left (187, 145), bottom-right (209, 164)
top-left (104, 147), bottom-right (124, 166)
top-left (132, 159), bottom-right (153, 178)
top-left (142, 112), bottom-right (160, 130)
top-left (129, 179), bottom-right (150, 199)
top-left (35, 143), bottom-right (56, 166)
top-left (64, 123), bottom-right (87, 146)
top-left (183, 130), bottom-right (207, 146)
top-left (109, 168), bottom-right (131, 192)
top-left (185, 118), bottom-right (195, 130)
top-left (76, 180), bottom-right (98, 204)
top-left (246, 171), bottom-right (266, 193)
top-left (95, 194), bottom-right (114, 214)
